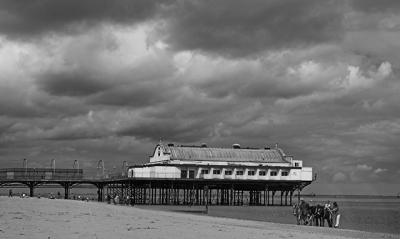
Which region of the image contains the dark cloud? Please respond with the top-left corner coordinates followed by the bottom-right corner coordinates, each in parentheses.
top-left (0, 0), bottom-right (172, 39)
top-left (37, 70), bottom-right (110, 96)
top-left (1, 0), bottom-right (346, 57)
top-left (88, 82), bottom-right (176, 107)
top-left (154, 0), bottom-right (345, 57)
top-left (117, 118), bottom-right (212, 142)
top-left (351, 0), bottom-right (400, 13)
top-left (194, 71), bottom-right (322, 100)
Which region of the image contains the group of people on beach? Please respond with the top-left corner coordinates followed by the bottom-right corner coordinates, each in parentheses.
top-left (106, 194), bottom-right (134, 206)
top-left (293, 199), bottom-right (340, 228)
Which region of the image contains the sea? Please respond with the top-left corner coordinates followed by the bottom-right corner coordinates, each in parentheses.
top-left (1, 187), bottom-right (399, 235)
top-left (136, 195), bottom-right (400, 235)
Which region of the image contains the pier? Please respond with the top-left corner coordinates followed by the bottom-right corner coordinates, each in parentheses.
top-left (1, 143), bottom-right (313, 206)
top-left (0, 168), bottom-right (310, 206)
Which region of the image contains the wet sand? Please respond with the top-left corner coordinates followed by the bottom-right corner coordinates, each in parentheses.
top-left (0, 197), bottom-right (398, 239)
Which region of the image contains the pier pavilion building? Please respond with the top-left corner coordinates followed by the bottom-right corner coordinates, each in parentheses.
top-left (120, 143), bottom-right (313, 206)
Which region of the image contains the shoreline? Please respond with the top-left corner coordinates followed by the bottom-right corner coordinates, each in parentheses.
top-left (1, 196), bottom-right (398, 239)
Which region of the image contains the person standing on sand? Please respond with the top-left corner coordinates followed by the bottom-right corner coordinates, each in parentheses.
top-left (9, 189), bottom-right (13, 197)
top-left (332, 202), bottom-right (340, 228)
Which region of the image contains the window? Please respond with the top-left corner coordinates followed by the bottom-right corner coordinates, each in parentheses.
top-left (213, 169), bottom-right (221, 175)
top-left (189, 170), bottom-right (195, 178)
top-left (236, 170), bottom-right (244, 176)
top-left (259, 171), bottom-right (266, 176)
top-left (270, 171), bottom-right (278, 176)
top-left (181, 170), bottom-right (187, 178)
top-left (248, 170), bottom-right (255, 176)
top-left (225, 170), bottom-right (232, 175)
top-left (295, 162), bottom-right (299, 167)
top-left (281, 171), bottom-right (289, 176)
top-left (201, 169), bottom-right (209, 174)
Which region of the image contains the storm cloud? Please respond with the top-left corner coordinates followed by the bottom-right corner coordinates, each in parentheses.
top-left (155, 0), bottom-right (346, 57)
top-left (0, 0), bottom-right (400, 194)
top-left (0, 0), bottom-right (170, 38)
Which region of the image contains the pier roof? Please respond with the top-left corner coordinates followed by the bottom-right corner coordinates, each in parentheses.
top-left (160, 145), bottom-right (289, 163)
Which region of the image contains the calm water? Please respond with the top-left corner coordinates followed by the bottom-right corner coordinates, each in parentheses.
top-left (138, 196), bottom-right (400, 235)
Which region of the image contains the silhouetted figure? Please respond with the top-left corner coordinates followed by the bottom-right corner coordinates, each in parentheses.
top-left (9, 189), bottom-right (13, 197)
top-left (105, 194), bottom-right (110, 204)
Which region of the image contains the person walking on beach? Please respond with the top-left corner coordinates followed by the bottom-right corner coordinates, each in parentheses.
top-left (9, 189), bottom-right (13, 197)
top-left (323, 200), bottom-right (333, 227)
top-left (332, 202), bottom-right (340, 228)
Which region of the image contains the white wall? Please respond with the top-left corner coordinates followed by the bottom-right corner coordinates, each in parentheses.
top-left (128, 165), bottom-right (312, 181)
top-left (129, 166), bottom-right (180, 178)
top-left (300, 167), bottom-right (313, 181)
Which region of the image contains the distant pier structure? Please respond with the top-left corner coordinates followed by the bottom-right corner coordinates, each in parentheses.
top-left (106, 142), bottom-right (313, 206)
top-left (0, 167), bottom-right (83, 198)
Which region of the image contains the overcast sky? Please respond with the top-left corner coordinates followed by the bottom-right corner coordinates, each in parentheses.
top-left (1, 0), bottom-right (399, 195)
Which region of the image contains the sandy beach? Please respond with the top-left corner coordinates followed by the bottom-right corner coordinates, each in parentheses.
top-left (0, 197), bottom-right (398, 239)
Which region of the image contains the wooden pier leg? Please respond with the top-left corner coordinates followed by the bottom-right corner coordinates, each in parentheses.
top-left (97, 184), bottom-right (104, 202)
top-left (167, 186), bottom-right (170, 205)
top-left (223, 189), bottom-right (226, 205)
top-left (161, 187), bottom-right (164, 205)
top-left (203, 187), bottom-right (206, 205)
top-left (163, 187), bottom-right (166, 205)
top-left (29, 184), bottom-right (35, 197)
top-left (230, 187), bottom-right (233, 206)
top-left (158, 187), bottom-right (161, 205)
top-left (264, 188), bottom-right (267, 206)
top-left (173, 187), bottom-right (176, 205)
top-left (144, 186), bottom-right (147, 204)
top-left (153, 187), bottom-right (156, 204)
top-left (177, 188), bottom-right (180, 205)
top-left (290, 190), bottom-right (293, 205)
top-left (216, 188), bottom-right (219, 205)
top-left (196, 187), bottom-right (199, 205)
top-left (156, 187), bottom-right (158, 205)
top-left (63, 184), bottom-right (69, 200)
top-left (148, 184), bottom-right (151, 205)
top-left (271, 191), bottom-right (276, 206)
top-left (285, 191), bottom-right (288, 206)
